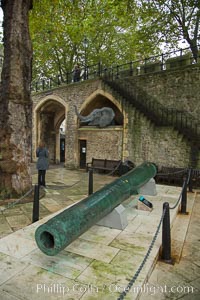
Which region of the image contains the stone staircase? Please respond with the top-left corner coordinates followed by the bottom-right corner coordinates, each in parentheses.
top-left (102, 77), bottom-right (200, 167)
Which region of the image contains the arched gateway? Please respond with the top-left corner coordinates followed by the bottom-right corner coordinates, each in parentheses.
top-left (32, 85), bottom-right (125, 169)
top-left (33, 95), bottom-right (68, 164)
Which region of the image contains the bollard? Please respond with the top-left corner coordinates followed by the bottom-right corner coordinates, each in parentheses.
top-left (32, 185), bottom-right (40, 223)
top-left (161, 202), bottom-right (172, 263)
top-left (88, 169), bottom-right (93, 195)
top-left (35, 162), bottom-right (157, 256)
top-left (180, 179), bottom-right (188, 214)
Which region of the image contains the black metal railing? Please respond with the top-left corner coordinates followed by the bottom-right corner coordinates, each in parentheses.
top-left (31, 45), bottom-right (200, 93)
top-left (31, 62), bottom-right (102, 92)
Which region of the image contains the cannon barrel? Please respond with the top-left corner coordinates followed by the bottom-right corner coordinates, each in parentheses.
top-left (35, 162), bottom-right (157, 256)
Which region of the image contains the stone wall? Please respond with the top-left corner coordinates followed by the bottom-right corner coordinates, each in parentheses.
top-left (128, 64), bottom-right (200, 120)
top-left (78, 127), bottom-right (123, 165)
top-left (32, 64), bottom-right (200, 169)
top-left (125, 105), bottom-right (191, 169)
top-left (32, 79), bottom-right (101, 111)
top-left (122, 64), bottom-right (200, 168)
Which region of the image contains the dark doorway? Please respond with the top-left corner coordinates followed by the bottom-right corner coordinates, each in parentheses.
top-left (60, 138), bottom-right (65, 162)
top-left (79, 140), bottom-right (87, 169)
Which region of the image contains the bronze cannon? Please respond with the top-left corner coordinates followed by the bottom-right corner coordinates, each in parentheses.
top-left (35, 162), bottom-right (157, 256)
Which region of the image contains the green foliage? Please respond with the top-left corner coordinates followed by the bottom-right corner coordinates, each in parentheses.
top-left (137, 0), bottom-right (200, 58)
top-left (30, 0), bottom-right (159, 81)
top-left (30, 0), bottom-right (199, 81)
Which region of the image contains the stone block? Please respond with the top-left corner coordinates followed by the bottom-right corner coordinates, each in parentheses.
top-left (140, 61), bottom-right (162, 74)
top-left (119, 69), bottom-right (132, 78)
top-left (138, 178), bottom-right (157, 196)
top-left (123, 150), bottom-right (129, 157)
top-left (97, 204), bottom-right (128, 230)
top-left (166, 53), bottom-right (191, 70)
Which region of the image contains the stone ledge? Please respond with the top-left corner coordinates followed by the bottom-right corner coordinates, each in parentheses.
top-left (78, 125), bottom-right (123, 131)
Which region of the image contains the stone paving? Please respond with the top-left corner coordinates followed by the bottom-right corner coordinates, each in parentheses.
top-left (139, 192), bottom-right (200, 300)
top-left (0, 165), bottom-right (114, 238)
top-left (0, 165), bottom-right (199, 300)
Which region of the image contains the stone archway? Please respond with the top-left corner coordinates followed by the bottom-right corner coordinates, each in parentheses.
top-left (74, 89), bottom-right (124, 168)
top-left (79, 89), bottom-right (124, 125)
top-left (33, 95), bottom-right (67, 164)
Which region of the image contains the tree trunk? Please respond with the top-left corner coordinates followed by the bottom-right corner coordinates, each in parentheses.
top-left (189, 40), bottom-right (199, 63)
top-left (0, 0), bottom-right (33, 199)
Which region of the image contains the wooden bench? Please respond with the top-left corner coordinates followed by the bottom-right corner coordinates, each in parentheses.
top-left (189, 168), bottom-right (200, 189)
top-left (155, 166), bottom-right (186, 186)
top-left (86, 158), bottom-right (122, 175)
top-left (155, 166), bottom-right (200, 188)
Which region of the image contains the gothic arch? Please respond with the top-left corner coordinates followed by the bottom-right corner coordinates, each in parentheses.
top-left (75, 89), bottom-right (125, 169)
top-left (77, 89), bottom-right (124, 126)
top-left (80, 89), bottom-right (122, 111)
top-left (33, 95), bottom-right (68, 164)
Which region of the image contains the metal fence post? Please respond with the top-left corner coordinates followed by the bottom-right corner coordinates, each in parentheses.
top-left (116, 65), bottom-right (119, 79)
top-left (98, 61), bottom-right (101, 77)
top-left (130, 61), bottom-right (133, 76)
top-left (88, 169), bottom-right (93, 195)
top-left (161, 202), bottom-right (172, 263)
top-left (32, 184), bottom-right (40, 223)
top-left (180, 179), bottom-right (188, 214)
top-left (187, 168), bottom-right (193, 192)
top-left (66, 71), bottom-right (69, 84)
top-left (57, 75), bottom-right (60, 85)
